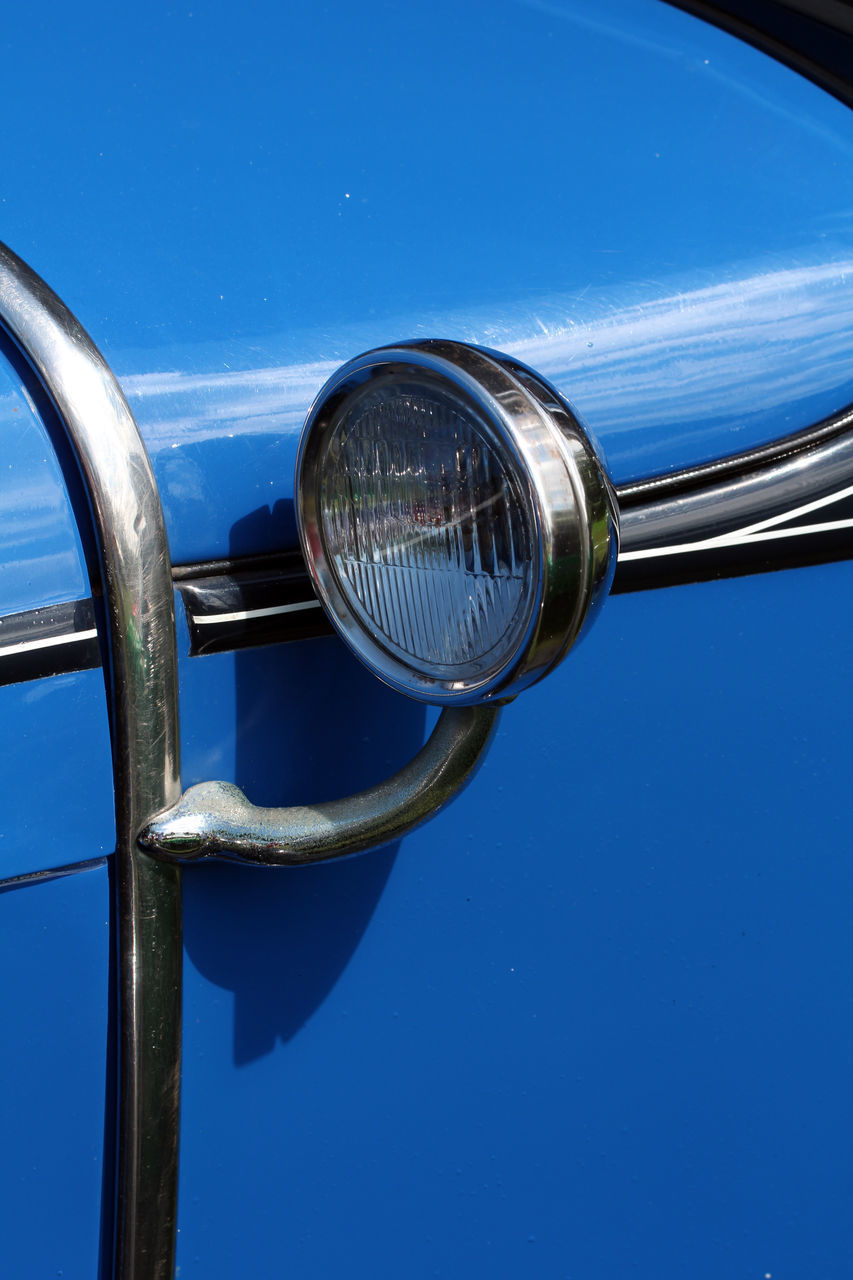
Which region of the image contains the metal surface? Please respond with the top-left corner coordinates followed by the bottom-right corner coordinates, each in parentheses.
top-left (4, 389), bottom-right (850, 691)
top-left (0, 243), bottom-right (182, 1280)
top-left (618, 401), bottom-right (853, 504)
top-left (297, 342), bottom-right (618, 705)
top-left (0, 598), bottom-right (99, 687)
top-left (617, 418), bottom-right (853, 588)
top-left (667, 0), bottom-right (853, 107)
top-left (142, 705), bottom-right (499, 865)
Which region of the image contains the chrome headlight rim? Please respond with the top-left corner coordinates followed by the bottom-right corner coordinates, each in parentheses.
top-left (296, 339), bottom-right (618, 706)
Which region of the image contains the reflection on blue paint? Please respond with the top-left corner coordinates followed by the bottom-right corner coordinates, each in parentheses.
top-left (0, 0), bottom-right (851, 564)
top-left (0, 863), bottom-right (109, 1277)
top-left (0, 668), bottom-right (115, 879)
top-left (0, 354), bottom-right (89, 615)
top-left (126, 251), bottom-right (853, 563)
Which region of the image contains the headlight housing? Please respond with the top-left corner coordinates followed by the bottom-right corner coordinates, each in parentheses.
top-left (296, 339), bottom-right (618, 705)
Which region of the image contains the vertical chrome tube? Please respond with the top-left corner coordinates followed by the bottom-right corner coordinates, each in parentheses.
top-left (0, 243), bottom-right (182, 1279)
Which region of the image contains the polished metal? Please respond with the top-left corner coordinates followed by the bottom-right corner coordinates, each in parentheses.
top-left (296, 340), bottom-right (619, 705)
top-left (618, 401), bottom-right (853, 504)
top-left (142, 705), bottom-right (498, 865)
top-left (0, 855), bottom-right (109, 892)
top-left (617, 418), bottom-right (853, 590)
top-left (0, 243), bottom-right (182, 1280)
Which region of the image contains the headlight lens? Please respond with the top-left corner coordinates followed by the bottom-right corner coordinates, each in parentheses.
top-left (297, 341), bottom-right (618, 705)
top-left (319, 378), bottom-right (538, 682)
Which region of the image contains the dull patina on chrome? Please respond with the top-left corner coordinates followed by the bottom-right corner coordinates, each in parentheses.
top-left (142, 705), bottom-right (499, 865)
top-left (0, 243), bottom-right (182, 1280)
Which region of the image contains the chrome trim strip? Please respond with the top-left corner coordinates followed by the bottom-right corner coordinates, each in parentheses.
top-left (141, 705), bottom-right (499, 866)
top-left (161, 413), bottom-right (853, 672)
top-left (616, 423), bottom-right (853, 589)
top-left (0, 625), bottom-right (99, 655)
top-left (0, 598), bottom-right (101, 685)
top-left (0, 855), bottom-right (109, 893)
top-left (618, 402), bottom-right (853, 505)
top-left (190, 598), bottom-right (322, 625)
top-left (0, 244), bottom-right (182, 1280)
top-left (620, 483), bottom-right (853, 562)
top-left (175, 554), bottom-right (332, 656)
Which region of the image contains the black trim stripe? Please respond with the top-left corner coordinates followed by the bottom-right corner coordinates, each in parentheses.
top-left (175, 415), bottom-right (853, 623)
top-left (174, 551), bottom-right (332, 656)
top-left (0, 598), bottom-right (100, 687)
top-left (666, 0), bottom-right (853, 111)
top-left (0, 855), bottom-right (109, 893)
top-left (616, 427), bottom-right (853, 590)
top-left (173, 481), bottom-right (852, 632)
top-left (2, 411), bottom-right (851, 681)
top-left (618, 403), bottom-right (853, 506)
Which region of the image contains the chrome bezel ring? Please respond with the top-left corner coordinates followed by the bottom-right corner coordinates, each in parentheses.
top-left (295, 339), bottom-right (618, 705)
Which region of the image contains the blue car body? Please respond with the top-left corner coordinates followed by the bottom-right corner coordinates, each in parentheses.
top-left (0, 1), bottom-right (850, 1275)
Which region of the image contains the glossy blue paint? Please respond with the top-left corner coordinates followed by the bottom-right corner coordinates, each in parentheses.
top-left (1, 1), bottom-right (851, 1275)
top-left (176, 561), bottom-right (852, 1277)
top-left (0, 668), bottom-right (115, 879)
top-left (0, 339), bottom-right (114, 880)
top-left (0, 350), bottom-right (90, 615)
top-left (0, 862), bottom-right (110, 1277)
top-left (2, 0), bottom-right (853, 564)
top-left (0, 340), bottom-right (115, 881)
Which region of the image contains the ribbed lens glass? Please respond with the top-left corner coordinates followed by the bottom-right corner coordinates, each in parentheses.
top-left (318, 380), bottom-right (537, 683)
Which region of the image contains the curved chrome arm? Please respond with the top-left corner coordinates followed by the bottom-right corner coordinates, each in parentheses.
top-left (141, 705), bottom-right (500, 866)
top-left (0, 242), bottom-right (181, 1280)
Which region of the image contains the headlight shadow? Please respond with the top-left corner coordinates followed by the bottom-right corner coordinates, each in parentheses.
top-left (180, 507), bottom-right (427, 1064)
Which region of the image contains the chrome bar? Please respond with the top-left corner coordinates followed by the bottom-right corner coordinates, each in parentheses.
top-left (142, 705), bottom-right (499, 866)
top-left (0, 243), bottom-right (182, 1280)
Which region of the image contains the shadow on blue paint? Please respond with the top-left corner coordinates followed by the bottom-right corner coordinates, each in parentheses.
top-left (181, 504), bottom-right (427, 1063)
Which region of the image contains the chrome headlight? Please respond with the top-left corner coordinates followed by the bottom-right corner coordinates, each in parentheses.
top-left (296, 340), bottom-right (618, 705)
